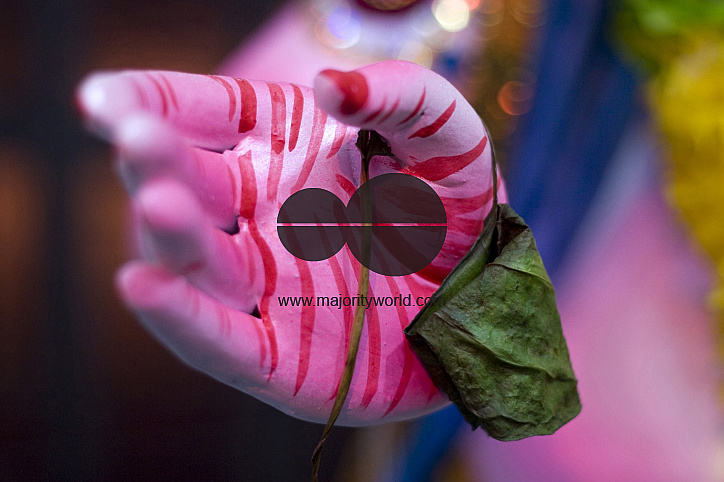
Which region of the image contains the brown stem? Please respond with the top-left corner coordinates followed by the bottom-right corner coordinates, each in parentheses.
top-left (311, 131), bottom-right (375, 482)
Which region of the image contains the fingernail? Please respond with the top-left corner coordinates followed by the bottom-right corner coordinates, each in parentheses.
top-left (318, 69), bottom-right (368, 115)
top-left (76, 73), bottom-right (145, 135)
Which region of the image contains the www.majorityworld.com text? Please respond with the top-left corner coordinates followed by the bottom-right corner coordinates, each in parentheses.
top-left (276, 294), bottom-right (448, 309)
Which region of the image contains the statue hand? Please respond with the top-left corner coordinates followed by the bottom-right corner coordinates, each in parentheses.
top-left (76, 60), bottom-right (499, 425)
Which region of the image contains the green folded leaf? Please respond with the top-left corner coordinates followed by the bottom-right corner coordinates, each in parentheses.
top-left (405, 203), bottom-right (581, 441)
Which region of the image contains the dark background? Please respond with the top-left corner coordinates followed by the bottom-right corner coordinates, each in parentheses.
top-left (0, 1), bottom-right (354, 480)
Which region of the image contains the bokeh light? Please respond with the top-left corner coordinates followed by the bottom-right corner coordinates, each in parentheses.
top-left (326, 5), bottom-right (362, 48)
top-left (398, 40), bottom-right (434, 67)
top-left (497, 79), bottom-right (534, 115)
top-left (432, 0), bottom-right (470, 32)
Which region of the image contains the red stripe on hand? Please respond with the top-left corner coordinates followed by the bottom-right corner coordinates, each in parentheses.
top-left (239, 152), bottom-right (278, 377)
top-left (362, 98), bottom-right (385, 124)
top-left (360, 285), bottom-right (381, 408)
top-left (396, 87), bottom-right (425, 126)
top-left (438, 186), bottom-right (494, 215)
top-left (129, 78), bottom-right (150, 110)
top-left (207, 75), bottom-right (236, 123)
top-left (146, 74), bottom-right (168, 117)
top-left (407, 136), bottom-right (488, 182)
top-left (159, 74), bottom-right (179, 111)
top-left (319, 69), bottom-right (369, 116)
top-left (234, 79), bottom-right (257, 133)
top-left (447, 215), bottom-right (484, 237)
top-left (326, 254), bottom-right (353, 401)
top-left (408, 100), bottom-right (456, 139)
top-left (267, 83), bottom-right (286, 201)
top-left (377, 97), bottom-right (400, 125)
top-left (288, 84), bottom-right (304, 152)
top-left (293, 257), bottom-right (316, 395)
top-left (336, 174), bottom-right (356, 198)
top-left (291, 107), bottom-right (328, 192)
top-left (382, 277), bottom-right (413, 417)
top-left (327, 122), bottom-right (347, 159)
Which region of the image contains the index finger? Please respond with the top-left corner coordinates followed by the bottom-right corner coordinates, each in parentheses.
top-left (77, 70), bottom-right (265, 151)
top-left (313, 61), bottom-right (491, 187)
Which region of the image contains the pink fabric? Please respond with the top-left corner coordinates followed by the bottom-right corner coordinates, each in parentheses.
top-left (217, 3), bottom-right (363, 86)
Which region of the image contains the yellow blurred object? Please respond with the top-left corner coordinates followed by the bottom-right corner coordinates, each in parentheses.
top-left (648, 33), bottom-right (724, 388)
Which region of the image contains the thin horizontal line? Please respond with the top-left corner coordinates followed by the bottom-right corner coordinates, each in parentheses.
top-left (277, 223), bottom-right (447, 227)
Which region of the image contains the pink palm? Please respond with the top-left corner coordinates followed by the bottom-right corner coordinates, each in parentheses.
top-left (77, 60), bottom-right (501, 425)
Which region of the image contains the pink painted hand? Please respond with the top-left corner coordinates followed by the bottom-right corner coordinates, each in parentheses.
top-left (76, 60), bottom-right (501, 425)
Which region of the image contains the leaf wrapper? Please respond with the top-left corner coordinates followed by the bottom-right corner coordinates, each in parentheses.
top-left (405, 203), bottom-right (581, 441)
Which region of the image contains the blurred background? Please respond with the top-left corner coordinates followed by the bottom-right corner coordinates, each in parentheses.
top-left (2, 0), bottom-right (723, 480)
top-left (0, 1), bottom-right (357, 480)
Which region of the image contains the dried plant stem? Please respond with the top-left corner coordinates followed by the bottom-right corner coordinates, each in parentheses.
top-left (311, 131), bottom-right (374, 482)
